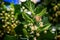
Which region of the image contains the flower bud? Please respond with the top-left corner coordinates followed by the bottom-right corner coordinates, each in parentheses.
top-left (35, 16), bottom-right (42, 22)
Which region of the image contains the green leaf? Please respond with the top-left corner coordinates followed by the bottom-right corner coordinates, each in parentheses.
top-left (24, 1), bottom-right (35, 16)
top-left (41, 23), bottom-right (51, 31)
top-left (35, 4), bottom-right (45, 14)
top-left (10, 3), bottom-right (14, 8)
top-left (37, 8), bottom-right (47, 16)
top-left (3, 5), bottom-right (7, 10)
top-left (42, 16), bottom-right (49, 24)
top-left (22, 12), bottom-right (34, 23)
top-left (15, 13), bottom-right (19, 19)
top-left (23, 29), bottom-right (28, 37)
top-left (4, 35), bottom-right (17, 40)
